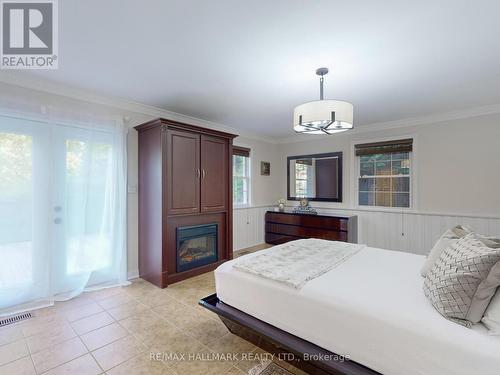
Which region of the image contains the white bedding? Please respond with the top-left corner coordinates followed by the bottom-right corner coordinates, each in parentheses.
top-left (215, 245), bottom-right (500, 375)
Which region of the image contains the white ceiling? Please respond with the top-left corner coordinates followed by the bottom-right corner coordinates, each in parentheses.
top-left (25, 0), bottom-right (500, 137)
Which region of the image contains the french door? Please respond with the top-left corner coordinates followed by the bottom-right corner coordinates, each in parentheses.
top-left (0, 115), bottom-right (119, 312)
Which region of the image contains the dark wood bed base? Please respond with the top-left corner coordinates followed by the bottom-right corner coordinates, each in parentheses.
top-left (199, 294), bottom-right (381, 375)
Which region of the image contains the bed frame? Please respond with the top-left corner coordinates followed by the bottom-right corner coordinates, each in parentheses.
top-left (199, 294), bottom-right (381, 375)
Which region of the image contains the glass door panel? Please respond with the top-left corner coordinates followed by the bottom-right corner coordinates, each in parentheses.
top-left (0, 132), bottom-right (34, 287)
top-left (51, 127), bottom-right (116, 295)
top-left (0, 117), bottom-right (50, 310)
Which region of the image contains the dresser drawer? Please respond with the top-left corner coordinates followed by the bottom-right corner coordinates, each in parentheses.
top-left (265, 223), bottom-right (347, 241)
top-left (265, 212), bottom-right (348, 231)
top-left (265, 232), bottom-right (301, 245)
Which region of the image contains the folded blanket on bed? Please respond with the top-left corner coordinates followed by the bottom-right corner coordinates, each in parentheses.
top-left (233, 239), bottom-right (365, 289)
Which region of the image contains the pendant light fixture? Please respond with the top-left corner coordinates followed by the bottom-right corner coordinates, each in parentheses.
top-left (293, 67), bottom-right (354, 134)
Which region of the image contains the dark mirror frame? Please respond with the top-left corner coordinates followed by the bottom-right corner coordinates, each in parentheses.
top-left (287, 151), bottom-right (343, 202)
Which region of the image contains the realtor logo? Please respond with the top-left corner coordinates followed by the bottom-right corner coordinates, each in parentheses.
top-left (1, 0), bottom-right (58, 69)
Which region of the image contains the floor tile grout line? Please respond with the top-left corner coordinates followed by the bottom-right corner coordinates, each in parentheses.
top-left (0, 333), bottom-right (27, 351)
top-left (63, 305), bottom-right (108, 322)
top-left (80, 323), bottom-right (131, 353)
top-left (28, 353), bottom-right (37, 375)
top-left (35, 350), bottom-right (90, 375)
top-left (0, 351), bottom-right (30, 371)
top-left (100, 345), bottom-right (150, 374)
top-left (73, 321), bottom-right (116, 337)
top-left (88, 349), bottom-right (105, 374)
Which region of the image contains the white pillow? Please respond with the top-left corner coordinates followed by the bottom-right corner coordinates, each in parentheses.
top-left (483, 291), bottom-right (500, 335)
top-left (420, 225), bottom-right (472, 277)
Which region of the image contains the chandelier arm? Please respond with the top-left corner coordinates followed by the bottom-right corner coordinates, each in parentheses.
top-left (323, 121), bottom-right (334, 130)
top-left (323, 111), bottom-right (336, 129)
top-left (300, 124), bottom-right (321, 130)
top-left (294, 128), bottom-right (317, 133)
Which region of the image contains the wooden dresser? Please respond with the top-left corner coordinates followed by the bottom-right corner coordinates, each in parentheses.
top-left (265, 211), bottom-right (358, 244)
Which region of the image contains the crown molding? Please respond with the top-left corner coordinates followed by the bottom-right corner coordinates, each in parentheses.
top-left (0, 72), bottom-right (277, 144)
top-left (275, 103), bottom-right (500, 144)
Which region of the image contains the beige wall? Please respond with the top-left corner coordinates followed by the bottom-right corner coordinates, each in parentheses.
top-left (278, 113), bottom-right (500, 217)
top-left (233, 136), bottom-right (283, 207)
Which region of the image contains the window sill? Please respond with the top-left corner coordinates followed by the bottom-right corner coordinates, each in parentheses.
top-left (356, 205), bottom-right (413, 212)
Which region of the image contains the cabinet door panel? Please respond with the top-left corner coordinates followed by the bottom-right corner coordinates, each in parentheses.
top-left (167, 130), bottom-right (200, 215)
top-left (201, 135), bottom-right (228, 212)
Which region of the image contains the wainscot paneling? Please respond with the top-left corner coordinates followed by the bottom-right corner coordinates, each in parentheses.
top-left (233, 206), bottom-right (270, 251)
top-left (233, 206), bottom-right (500, 255)
top-left (313, 208), bottom-right (500, 255)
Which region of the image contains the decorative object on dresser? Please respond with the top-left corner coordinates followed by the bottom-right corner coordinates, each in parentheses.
top-left (265, 211), bottom-right (357, 245)
top-left (287, 152), bottom-right (342, 202)
top-left (292, 198), bottom-right (317, 215)
top-left (277, 198), bottom-right (286, 212)
top-left (135, 118), bottom-right (237, 288)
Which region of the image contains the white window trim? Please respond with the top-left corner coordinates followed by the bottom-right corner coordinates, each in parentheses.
top-left (233, 152), bottom-right (252, 208)
top-left (350, 134), bottom-right (418, 212)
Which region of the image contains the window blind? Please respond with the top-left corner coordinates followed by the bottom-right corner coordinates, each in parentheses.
top-left (295, 159), bottom-right (313, 165)
top-left (233, 146), bottom-right (250, 157)
top-left (355, 138), bottom-right (413, 156)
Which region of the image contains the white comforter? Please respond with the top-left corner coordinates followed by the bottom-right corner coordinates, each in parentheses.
top-left (215, 245), bottom-right (500, 375)
top-left (233, 239), bottom-right (364, 289)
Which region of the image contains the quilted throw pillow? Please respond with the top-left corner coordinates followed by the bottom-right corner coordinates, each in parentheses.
top-left (423, 233), bottom-right (500, 327)
top-left (420, 225), bottom-right (472, 277)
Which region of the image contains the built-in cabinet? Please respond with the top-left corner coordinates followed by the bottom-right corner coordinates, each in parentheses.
top-left (200, 135), bottom-right (228, 212)
top-left (136, 118), bottom-right (237, 288)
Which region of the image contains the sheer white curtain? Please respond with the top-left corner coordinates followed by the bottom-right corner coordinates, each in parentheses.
top-left (0, 107), bottom-right (128, 316)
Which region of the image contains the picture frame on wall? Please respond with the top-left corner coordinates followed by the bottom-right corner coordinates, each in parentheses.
top-left (260, 161), bottom-right (271, 176)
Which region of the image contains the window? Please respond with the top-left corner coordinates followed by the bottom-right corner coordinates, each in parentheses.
top-left (355, 139), bottom-right (412, 208)
top-left (294, 160), bottom-right (312, 196)
top-left (233, 146), bottom-right (250, 206)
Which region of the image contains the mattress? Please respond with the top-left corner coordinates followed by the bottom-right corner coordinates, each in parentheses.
top-left (215, 246), bottom-right (500, 375)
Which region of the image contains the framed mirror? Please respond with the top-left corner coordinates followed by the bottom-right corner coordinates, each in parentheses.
top-left (287, 152), bottom-right (342, 202)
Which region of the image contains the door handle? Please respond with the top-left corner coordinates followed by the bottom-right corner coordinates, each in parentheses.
top-left (197, 169), bottom-right (201, 179)
top-left (202, 169), bottom-right (206, 179)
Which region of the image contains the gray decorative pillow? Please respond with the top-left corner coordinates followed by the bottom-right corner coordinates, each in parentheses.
top-left (423, 233), bottom-right (500, 327)
top-left (420, 225), bottom-right (472, 277)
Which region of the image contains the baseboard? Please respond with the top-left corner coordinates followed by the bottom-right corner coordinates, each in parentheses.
top-left (127, 269), bottom-right (139, 280)
top-left (234, 243), bottom-right (270, 253)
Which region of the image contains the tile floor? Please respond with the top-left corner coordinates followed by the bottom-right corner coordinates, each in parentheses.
top-left (0, 244), bottom-right (306, 375)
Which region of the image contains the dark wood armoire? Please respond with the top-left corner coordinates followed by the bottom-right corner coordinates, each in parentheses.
top-left (135, 118), bottom-right (237, 288)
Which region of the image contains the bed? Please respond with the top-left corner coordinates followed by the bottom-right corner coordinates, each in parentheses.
top-left (201, 245), bottom-right (500, 375)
